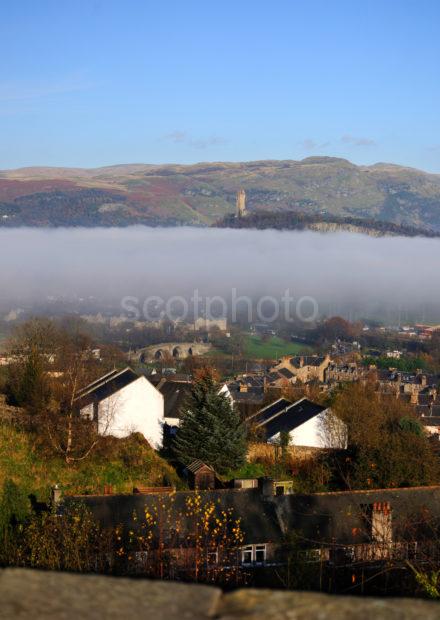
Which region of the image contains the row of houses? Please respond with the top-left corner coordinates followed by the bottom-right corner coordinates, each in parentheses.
top-left (59, 481), bottom-right (440, 584)
top-left (225, 354), bottom-right (440, 437)
top-left (74, 366), bottom-right (343, 450)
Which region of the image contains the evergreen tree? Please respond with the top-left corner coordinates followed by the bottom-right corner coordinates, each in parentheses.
top-left (7, 348), bottom-right (50, 416)
top-left (0, 479), bottom-right (30, 562)
top-left (173, 369), bottom-right (247, 475)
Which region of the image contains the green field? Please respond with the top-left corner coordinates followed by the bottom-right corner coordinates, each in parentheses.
top-left (244, 335), bottom-right (311, 360)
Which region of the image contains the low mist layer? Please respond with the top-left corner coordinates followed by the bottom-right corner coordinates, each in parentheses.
top-left (0, 226), bottom-right (439, 322)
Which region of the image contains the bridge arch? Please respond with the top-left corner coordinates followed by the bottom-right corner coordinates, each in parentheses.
top-left (172, 346), bottom-right (182, 358)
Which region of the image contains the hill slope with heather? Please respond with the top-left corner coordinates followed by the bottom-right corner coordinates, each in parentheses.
top-left (1, 157), bottom-right (440, 230)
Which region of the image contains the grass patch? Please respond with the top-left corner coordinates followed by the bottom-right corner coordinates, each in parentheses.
top-left (0, 425), bottom-right (181, 501)
top-left (244, 335), bottom-right (311, 360)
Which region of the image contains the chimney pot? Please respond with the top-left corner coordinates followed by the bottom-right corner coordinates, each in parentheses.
top-left (51, 484), bottom-right (62, 507)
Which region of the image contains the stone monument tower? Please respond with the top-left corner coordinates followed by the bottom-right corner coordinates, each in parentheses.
top-left (236, 189), bottom-right (247, 217)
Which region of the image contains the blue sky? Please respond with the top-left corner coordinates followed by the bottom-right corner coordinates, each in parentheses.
top-left (1, 0), bottom-right (439, 171)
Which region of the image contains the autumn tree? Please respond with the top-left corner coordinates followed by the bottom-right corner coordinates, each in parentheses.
top-left (5, 318), bottom-right (124, 463)
top-left (126, 491), bottom-right (245, 584)
top-left (8, 502), bottom-right (113, 573)
top-left (315, 316), bottom-right (362, 344)
top-left (5, 318), bottom-right (58, 418)
top-left (329, 383), bottom-right (439, 489)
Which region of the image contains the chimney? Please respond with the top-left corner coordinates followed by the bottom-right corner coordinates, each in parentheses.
top-left (51, 484), bottom-right (62, 508)
top-left (259, 477), bottom-right (275, 499)
top-left (371, 501), bottom-right (392, 544)
top-left (299, 357), bottom-right (304, 368)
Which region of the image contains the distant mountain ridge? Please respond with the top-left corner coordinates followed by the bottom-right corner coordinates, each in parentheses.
top-left (1, 157), bottom-right (440, 230)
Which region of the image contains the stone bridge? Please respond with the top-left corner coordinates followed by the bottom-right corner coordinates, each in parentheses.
top-left (134, 342), bottom-right (211, 363)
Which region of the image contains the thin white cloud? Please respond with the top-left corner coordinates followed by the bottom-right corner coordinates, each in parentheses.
top-left (299, 139), bottom-right (331, 151)
top-left (0, 73), bottom-right (94, 103)
top-left (163, 130), bottom-right (227, 149)
top-left (341, 134), bottom-right (376, 147)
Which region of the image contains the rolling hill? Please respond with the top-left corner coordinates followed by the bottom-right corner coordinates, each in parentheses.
top-left (1, 157), bottom-right (440, 230)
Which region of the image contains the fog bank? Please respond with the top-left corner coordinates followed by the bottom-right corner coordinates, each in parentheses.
top-left (0, 226), bottom-right (439, 322)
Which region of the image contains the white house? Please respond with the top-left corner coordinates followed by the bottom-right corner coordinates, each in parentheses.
top-left (75, 367), bottom-right (164, 449)
top-left (248, 397), bottom-right (347, 449)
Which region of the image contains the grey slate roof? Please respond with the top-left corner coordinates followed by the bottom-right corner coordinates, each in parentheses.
top-left (278, 368), bottom-right (295, 379)
top-left (64, 488), bottom-right (282, 545)
top-left (63, 485), bottom-right (440, 548)
top-left (276, 486), bottom-right (440, 545)
top-left (228, 386), bottom-right (265, 404)
top-left (255, 398), bottom-right (327, 438)
top-left (159, 379), bottom-right (192, 420)
top-left (75, 367), bottom-right (141, 407)
top-left (247, 398), bottom-right (292, 425)
top-left (290, 356), bottom-right (326, 368)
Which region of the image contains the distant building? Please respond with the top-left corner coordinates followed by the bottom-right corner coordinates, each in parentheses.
top-left (272, 355), bottom-right (331, 384)
top-left (415, 324), bottom-right (440, 340)
top-left (220, 379), bottom-right (266, 419)
top-left (75, 367), bottom-right (164, 448)
top-left (324, 362), bottom-right (360, 385)
top-left (193, 317), bottom-right (227, 332)
top-left (386, 350), bottom-right (403, 359)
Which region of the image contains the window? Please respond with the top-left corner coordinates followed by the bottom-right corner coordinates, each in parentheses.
top-left (274, 481), bottom-right (293, 496)
top-left (242, 545), bottom-right (253, 564)
top-left (132, 550), bottom-right (149, 572)
top-left (241, 544), bottom-right (267, 565)
top-left (255, 544), bottom-right (266, 563)
top-left (207, 549), bottom-right (218, 565)
top-left (134, 550), bottom-right (148, 563)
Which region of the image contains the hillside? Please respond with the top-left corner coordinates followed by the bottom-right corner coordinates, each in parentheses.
top-left (1, 157), bottom-right (440, 230)
top-left (217, 210), bottom-right (440, 238)
top-left (0, 418), bottom-right (180, 500)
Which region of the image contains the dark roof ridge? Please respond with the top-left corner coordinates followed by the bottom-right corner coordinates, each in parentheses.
top-left (75, 366), bottom-right (138, 400)
top-left (255, 396), bottom-right (310, 428)
top-left (308, 484), bottom-right (440, 497)
top-left (247, 397), bottom-right (292, 422)
top-left (75, 367), bottom-right (122, 396)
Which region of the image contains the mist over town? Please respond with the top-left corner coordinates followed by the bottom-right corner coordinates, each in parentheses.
top-left (1, 226), bottom-right (440, 324)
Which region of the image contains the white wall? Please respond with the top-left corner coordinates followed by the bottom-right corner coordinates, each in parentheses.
top-left (268, 410), bottom-right (347, 449)
top-left (81, 376), bottom-right (164, 448)
top-left (164, 416), bottom-right (181, 427)
top-left (424, 425), bottom-right (440, 436)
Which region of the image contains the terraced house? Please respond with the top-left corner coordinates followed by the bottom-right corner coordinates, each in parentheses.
top-left (59, 481), bottom-right (440, 591)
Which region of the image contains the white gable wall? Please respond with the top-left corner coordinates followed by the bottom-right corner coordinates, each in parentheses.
top-left (164, 416), bottom-right (181, 427)
top-left (81, 376), bottom-right (164, 449)
top-left (219, 383), bottom-right (234, 404)
top-left (267, 410), bottom-right (347, 449)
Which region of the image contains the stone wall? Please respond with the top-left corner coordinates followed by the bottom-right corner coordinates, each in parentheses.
top-left (1, 569), bottom-right (439, 619)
